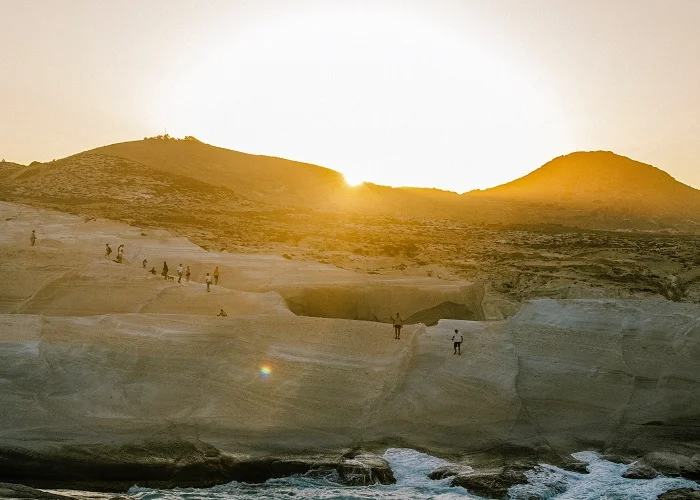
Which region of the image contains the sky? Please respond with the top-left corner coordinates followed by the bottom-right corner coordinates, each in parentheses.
top-left (1, 0), bottom-right (699, 192)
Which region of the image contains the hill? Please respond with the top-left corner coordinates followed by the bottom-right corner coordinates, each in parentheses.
top-left (470, 151), bottom-right (700, 229)
top-left (88, 137), bottom-right (347, 208)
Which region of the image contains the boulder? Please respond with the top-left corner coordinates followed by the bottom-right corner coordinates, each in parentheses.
top-left (641, 452), bottom-right (700, 481)
top-left (657, 489), bottom-right (700, 500)
top-left (336, 453), bottom-right (395, 486)
top-left (427, 464), bottom-right (474, 480)
top-left (558, 460), bottom-right (589, 474)
top-left (451, 467), bottom-right (529, 499)
top-left (622, 461), bottom-right (659, 479)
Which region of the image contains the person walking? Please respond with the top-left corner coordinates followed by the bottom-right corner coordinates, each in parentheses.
top-left (213, 266), bottom-right (220, 285)
top-left (392, 313), bottom-right (404, 340)
top-left (30, 230), bottom-right (36, 246)
top-left (185, 265), bottom-right (191, 283)
top-left (162, 261), bottom-right (169, 279)
top-left (105, 244), bottom-right (112, 259)
top-left (177, 264), bottom-right (183, 283)
top-left (452, 329), bottom-right (464, 355)
top-left (205, 273), bottom-right (212, 292)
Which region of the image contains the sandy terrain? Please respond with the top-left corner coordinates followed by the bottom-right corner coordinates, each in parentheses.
top-left (0, 201), bottom-right (484, 323)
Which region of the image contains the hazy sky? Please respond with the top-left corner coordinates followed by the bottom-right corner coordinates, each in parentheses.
top-left (2, 1), bottom-right (699, 192)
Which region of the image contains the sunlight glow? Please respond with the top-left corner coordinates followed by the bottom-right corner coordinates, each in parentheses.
top-left (154, 4), bottom-right (574, 192)
top-left (343, 173), bottom-right (365, 187)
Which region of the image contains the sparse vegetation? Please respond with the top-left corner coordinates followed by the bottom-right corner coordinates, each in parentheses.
top-left (143, 134), bottom-right (202, 142)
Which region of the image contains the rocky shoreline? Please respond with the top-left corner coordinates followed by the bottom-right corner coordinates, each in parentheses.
top-left (1, 441), bottom-right (698, 498)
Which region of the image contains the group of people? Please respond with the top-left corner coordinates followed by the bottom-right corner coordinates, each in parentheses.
top-left (98, 239), bottom-right (464, 351)
top-left (391, 312), bottom-right (464, 354)
top-left (104, 243), bottom-right (125, 263)
top-left (102, 241), bottom-right (222, 293)
top-left (157, 261), bottom-right (221, 291)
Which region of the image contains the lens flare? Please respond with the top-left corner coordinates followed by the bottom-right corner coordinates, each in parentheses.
top-left (260, 365), bottom-right (272, 378)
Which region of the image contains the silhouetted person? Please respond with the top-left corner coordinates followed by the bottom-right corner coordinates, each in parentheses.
top-left (142, 258), bottom-right (147, 268)
top-left (177, 264), bottom-right (183, 283)
top-left (117, 244), bottom-right (124, 256)
top-left (205, 273), bottom-right (212, 292)
top-left (213, 266), bottom-right (219, 285)
top-left (30, 230), bottom-right (36, 246)
top-left (453, 329), bottom-right (463, 355)
top-left (162, 261), bottom-right (169, 279)
top-left (217, 308), bottom-right (227, 317)
top-left (392, 313), bottom-right (403, 340)
top-left (105, 244), bottom-right (112, 259)
top-left (185, 265), bottom-right (191, 283)
top-left (149, 267), bottom-right (157, 275)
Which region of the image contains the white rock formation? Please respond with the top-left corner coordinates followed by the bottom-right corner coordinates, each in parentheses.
top-left (0, 201), bottom-right (698, 465)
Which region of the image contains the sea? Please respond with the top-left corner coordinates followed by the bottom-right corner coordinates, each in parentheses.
top-left (55, 449), bottom-right (699, 500)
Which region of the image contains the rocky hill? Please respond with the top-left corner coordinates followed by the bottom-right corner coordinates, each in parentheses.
top-left (88, 137), bottom-right (347, 208)
top-left (78, 139), bottom-right (700, 231)
top-left (470, 151), bottom-right (700, 230)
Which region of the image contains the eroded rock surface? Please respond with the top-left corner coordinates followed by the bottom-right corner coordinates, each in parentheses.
top-left (1, 201), bottom-right (699, 489)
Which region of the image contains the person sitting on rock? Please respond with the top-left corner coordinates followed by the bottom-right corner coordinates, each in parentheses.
top-left (205, 273), bottom-right (212, 292)
top-left (105, 243), bottom-right (112, 259)
top-left (392, 313), bottom-right (403, 340)
top-left (452, 329), bottom-right (463, 355)
top-left (217, 309), bottom-right (227, 317)
top-left (30, 229), bottom-right (36, 246)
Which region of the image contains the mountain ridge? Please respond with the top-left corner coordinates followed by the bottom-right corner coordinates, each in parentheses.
top-left (3, 138), bottom-right (700, 231)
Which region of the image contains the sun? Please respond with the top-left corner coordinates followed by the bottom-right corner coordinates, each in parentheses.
top-left (157, 4), bottom-right (573, 192)
top-left (343, 173), bottom-right (365, 187)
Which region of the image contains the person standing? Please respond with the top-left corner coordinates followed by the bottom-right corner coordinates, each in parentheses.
top-left (392, 313), bottom-right (403, 340)
top-left (185, 265), bottom-right (191, 283)
top-left (116, 244), bottom-right (124, 263)
top-left (142, 258), bottom-right (148, 268)
top-left (105, 244), bottom-right (112, 259)
top-left (452, 329), bottom-right (464, 355)
top-left (205, 273), bottom-right (212, 292)
top-left (213, 266), bottom-right (220, 285)
top-left (177, 264), bottom-right (183, 283)
top-left (162, 261), bottom-right (169, 279)
top-left (30, 230), bottom-right (36, 246)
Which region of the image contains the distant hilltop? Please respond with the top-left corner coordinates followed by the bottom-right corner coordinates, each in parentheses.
top-left (2, 138), bottom-right (700, 231)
